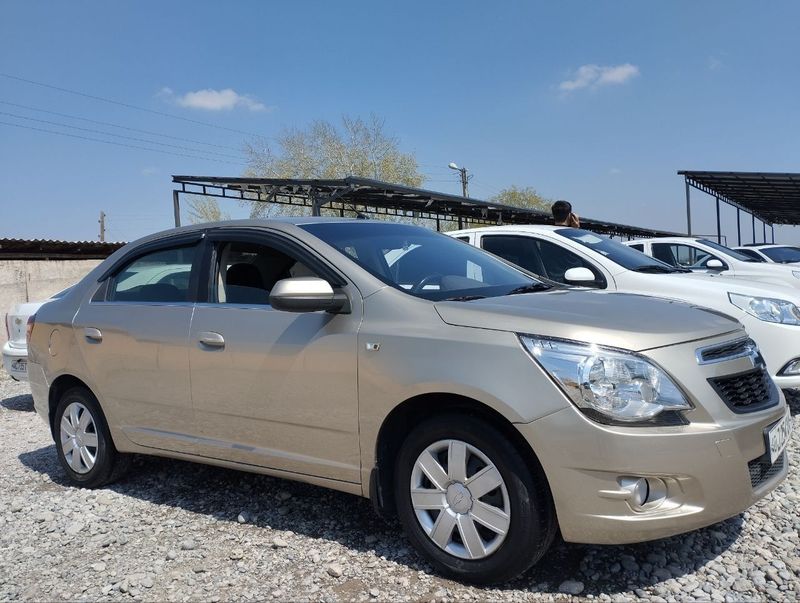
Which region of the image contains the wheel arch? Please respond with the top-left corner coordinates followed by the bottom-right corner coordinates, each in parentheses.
top-left (371, 392), bottom-right (552, 519)
top-left (48, 374), bottom-right (94, 438)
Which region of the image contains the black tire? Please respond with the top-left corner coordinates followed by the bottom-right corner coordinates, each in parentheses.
top-left (53, 386), bottom-right (130, 488)
top-left (394, 414), bottom-right (556, 584)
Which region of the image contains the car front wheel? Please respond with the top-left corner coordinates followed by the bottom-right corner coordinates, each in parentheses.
top-left (54, 386), bottom-right (130, 488)
top-left (394, 414), bottom-right (556, 584)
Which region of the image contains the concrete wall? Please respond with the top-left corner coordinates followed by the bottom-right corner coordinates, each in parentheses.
top-left (0, 260), bottom-right (101, 346)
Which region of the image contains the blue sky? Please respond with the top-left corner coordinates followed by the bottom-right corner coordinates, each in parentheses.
top-left (2, 1), bottom-right (799, 244)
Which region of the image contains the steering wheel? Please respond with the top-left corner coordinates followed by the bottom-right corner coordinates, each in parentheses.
top-left (411, 273), bottom-right (443, 294)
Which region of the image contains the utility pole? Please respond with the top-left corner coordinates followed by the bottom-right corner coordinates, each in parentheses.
top-left (98, 211), bottom-right (106, 242)
top-left (448, 162), bottom-right (472, 229)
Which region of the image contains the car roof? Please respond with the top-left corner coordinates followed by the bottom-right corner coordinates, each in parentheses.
top-left (448, 224), bottom-right (563, 236)
top-left (737, 244), bottom-right (793, 250)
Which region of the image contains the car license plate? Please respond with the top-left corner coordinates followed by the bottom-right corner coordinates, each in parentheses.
top-left (766, 409), bottom-right (792, 464)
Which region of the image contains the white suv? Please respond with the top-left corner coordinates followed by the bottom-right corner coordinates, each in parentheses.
top-left (450, 225), bottom-right (800, 393)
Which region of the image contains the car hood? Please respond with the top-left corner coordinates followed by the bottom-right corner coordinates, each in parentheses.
top-left (434, 289), bottom-right (741, 352)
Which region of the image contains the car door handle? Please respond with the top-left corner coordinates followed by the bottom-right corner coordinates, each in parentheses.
top-left (84, 327), bottom-right (103, 342)
top-left (198, 331), bottom-right (225, 348)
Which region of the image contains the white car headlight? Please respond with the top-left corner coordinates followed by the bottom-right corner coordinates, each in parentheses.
top-left (793, 271), bottom-right (800, 279)
top-left (520, 336), bottom-right (692, 425)
top-left (729, 292), bottom-right (800, 325)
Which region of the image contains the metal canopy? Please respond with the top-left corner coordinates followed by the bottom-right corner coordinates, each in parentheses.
top-left (172, 175), bottom-right (678, 239)
top-left (678, 170), bottom-right (800, 245)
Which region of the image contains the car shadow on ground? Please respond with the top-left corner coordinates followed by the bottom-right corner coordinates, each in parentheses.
top-left (17, 436), bottom-right (744, 596)
top-left (1, 392), bottom-right (34, 412)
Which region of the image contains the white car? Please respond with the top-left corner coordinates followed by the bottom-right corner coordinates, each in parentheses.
top-left (449, 225), bottom-right (800, 393)
top-left (3, 300), bottom-right (47, 381)
top-left (624, 237), bottom-right (800, 289)
top-left (734, 244), bottom-right (800, 265)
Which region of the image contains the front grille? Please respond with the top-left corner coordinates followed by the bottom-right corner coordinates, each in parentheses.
top-left (698, 338), bottom-right (755, 364)
top-left (748, 452), bottom-right (786, 489)
top-left (708, 367), bottom-right (777, 413)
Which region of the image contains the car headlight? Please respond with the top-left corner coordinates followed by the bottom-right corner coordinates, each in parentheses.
top-left (520, 335), bottom-right (692, 425)
top-left (793, 271), bottom-right (800, 280)
top-left (729, 292), bottom-right (800, 325)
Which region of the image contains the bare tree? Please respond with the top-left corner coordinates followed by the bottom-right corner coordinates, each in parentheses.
top-left (240, 115), bottom-right (425, 218)
top-left (187, 196), bottom-right (231, 224)
top-left (490, 186), bottom-right (551, 212)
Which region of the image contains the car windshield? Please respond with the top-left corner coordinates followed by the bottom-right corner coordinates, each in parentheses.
top-left (760, 246), bottom-right (800, 263)
top-left (300, 222), bottom-right (549, 300)
top-left (698, 239), bottom-right (761, 262)
top-left (555, 228), bottom-right (684, 273)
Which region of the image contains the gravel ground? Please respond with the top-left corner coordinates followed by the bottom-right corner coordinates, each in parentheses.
top-left (1, 373), bottom-right (798, 602)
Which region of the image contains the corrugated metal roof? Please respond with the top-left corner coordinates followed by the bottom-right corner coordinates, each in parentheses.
top-left (0, 238), bottom-right (126, 260)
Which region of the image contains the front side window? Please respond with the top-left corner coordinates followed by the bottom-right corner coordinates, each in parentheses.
top-left (301, 222), bottom-right (548, 301)
top-left (110, 246), bottom-right (196, 302)
top-left (212, 240), bottom-right (319, 305)
top-left (651, 243), bottom-right (719, 269)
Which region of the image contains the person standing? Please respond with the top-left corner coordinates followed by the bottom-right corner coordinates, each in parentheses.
top-left (552, 200), bottom-right (580, 228)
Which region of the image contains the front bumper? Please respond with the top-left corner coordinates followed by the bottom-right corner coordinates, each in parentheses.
top-left (518, 400), bottom-right (789, 545)
top-left (2, 342), bottom-right (28, 381)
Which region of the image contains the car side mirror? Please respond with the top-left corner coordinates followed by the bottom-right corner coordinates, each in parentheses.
top-left (706, 259), bottom-right (725, 270)
top-left (269, 278), bottom-right (350, 314)
top-left (564, 267), bottom-right (597, 284)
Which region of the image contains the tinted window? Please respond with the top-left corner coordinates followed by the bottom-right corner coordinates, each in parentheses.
top-left (556, 228), bottom-right (680, 272)
top-left (652, 243), bottom-right (719, 269)
top-left (301, 222), bottom-right (545, 301)
top-left (481, 235), bottom-right (546, 275)
top-left (760, 246), bottom-right (800, 263)
top-left (482, 235), bottom-right (606, 288)
top-left (213, 240), bottom-right (319, 305)
top-left (628, 243), bottom-right (644, 252)
top-left (111, 246), bottom-right (196, 302)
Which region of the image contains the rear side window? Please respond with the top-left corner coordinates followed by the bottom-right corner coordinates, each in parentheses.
top-left (628, 243), bottom-right (644, 252)
top-left (109, 246), bottom-right (197, 302)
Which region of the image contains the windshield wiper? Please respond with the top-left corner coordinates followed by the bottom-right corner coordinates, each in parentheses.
top-left (505, 283), bottom-right (553, 295)
top-left (443, 294), bottom-right (487, 301)
top-left (631, 265), bottom-right (681, 274)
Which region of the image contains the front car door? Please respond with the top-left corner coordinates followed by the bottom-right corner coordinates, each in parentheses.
top-left (188, 229), bottom-right (362, 483)
top-left (72, 236), bottom-right (202, 453)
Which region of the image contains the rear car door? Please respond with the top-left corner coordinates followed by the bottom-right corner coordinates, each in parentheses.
top-left (72, 235), bottom-right (202, 453)
top-left (188, 229), bottom-right (362, 483)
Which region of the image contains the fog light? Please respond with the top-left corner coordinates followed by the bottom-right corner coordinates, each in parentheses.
top-left (618, 476), bottom-right (668, 510)
top-left (779, 358), bottom-right (800, 376)
top-left (619, 477), bottom-right (649, 507)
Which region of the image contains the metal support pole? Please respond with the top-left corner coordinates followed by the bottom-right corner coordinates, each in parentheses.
top-left (763, 221), bottom-right (767, 244)
top-left (772, 225), bottom-right (775, 244)
top-left (172, 190), bottom-right (181, 227)
top-left (751, 214), bottom-right (755, 243)
top-left (736, 208), bottom-right (741, 246)
top-left (715, 196), bottom-right (721, 244)
top-left (436, 218), bottom-right (441, 232)
top-left (684, 178), bottom-right (692, 236)
top-left (458, 216), bottom-right (463, 229)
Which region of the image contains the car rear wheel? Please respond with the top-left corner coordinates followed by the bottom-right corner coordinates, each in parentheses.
top-left (394, 414), bottom-right (556, 584)
top-left (54, 387), bottom-right (130, 488)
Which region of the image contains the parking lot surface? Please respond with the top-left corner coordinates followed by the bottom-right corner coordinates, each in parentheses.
top-left (1, 373), bottom-right (798, 602)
